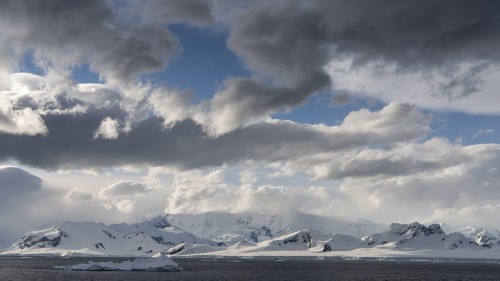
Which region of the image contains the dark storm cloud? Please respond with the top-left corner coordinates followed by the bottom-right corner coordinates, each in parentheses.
top-left (207, 0), bottom-right (500, 131)
top-left (319, 0), bottom-right (500, 69)
top-left (129, 0), bottom-right (215, 26)
top-left (0, 0), bottom-right (497, 170)
top-left (0, 100), bottom-right (427, 171)
top-left (206, 74), bottom-right (330, 135)
top-left (0, 0), bottom-right (179, 83)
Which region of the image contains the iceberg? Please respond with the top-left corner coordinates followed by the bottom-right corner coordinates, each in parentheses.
top-left (53, 255), bottom-right (182, 271)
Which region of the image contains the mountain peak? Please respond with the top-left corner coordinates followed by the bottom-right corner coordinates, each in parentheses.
top-left (148, 215), bottom-right (170, 229)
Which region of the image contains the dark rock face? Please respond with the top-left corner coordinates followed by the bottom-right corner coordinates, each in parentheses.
top-left (303, 230), bottom-right (312, 248)
top-left (476, 234), bottom-right (493, 248)
top-left (237, 216), bottom-right (280, 242)
top-left (262, 226), bottom-right (273, 238)
top-left (283, 235), bottom-right (298, 244)
top-left (322, 243), bottom-right (332, 252)
top-left (282, 230), bottom-right (312, 248)
top-left (150, 235), bottom-right (175, 245)
top-left (249, 231), bottom-right (259, 243)
top-left (392, 223), bottom-right (445, 245)
top-left (151, 216), bottom-right (170, 229)
top-left (38, 236), bottom-right (61, 247)
top-left (165, 244), bottom-right (184, 255)
top-left (394, 223), bottom-right (444, 238)
top-left (103, 230), bottom-right (116, 239)
top-left (18, 229), bottom-right (69, 249)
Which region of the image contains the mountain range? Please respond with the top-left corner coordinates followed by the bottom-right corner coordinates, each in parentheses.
top-left (1, 212), bottom-right (499, 259)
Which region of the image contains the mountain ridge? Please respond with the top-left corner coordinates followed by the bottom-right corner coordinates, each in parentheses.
top-left (1, 213), bottom-right (499, 258)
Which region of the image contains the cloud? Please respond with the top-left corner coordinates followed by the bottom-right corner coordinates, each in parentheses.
top-left (63, 188), bottom-right (93, 203)
top-left (472, 128), bottom-right (494, 139)
top-left (1, 1), bottom-right (500, 240)
top-left (327, 58), bottom-right (500, 115)
top-left (0, 0), bottom-right (499, 139)
top-left (97, 180), bottom-right (161, 215)
top-left (0, 85), bottom-right (429, 170)
top-left (334, 141), bottom-right (500, 222)
top-left (98, 181), bottom-right (147, 199)
top-left (201, 76), bottom-right (330, 135)
top-left (429, 204), bottom-right (500, 230)
top-left (193, 1), bottom-right (334, 134)
top-left (0, 0), bottom-right (179, 84)
top-left (0, 106), bottom-right (48, 136)
top-left (148, 87), bottom-right (196, 128)
top-left (159, 136), bottom-right (500, 227)
top-left (0, 166), bottom-right (42, 200)
top-left (102, 199), bottom-right (136, 214)
top-left (127, 0), bottom-right (215, 26)
top-left (94, 117), bottom-right (120, 140)
top-left (164, 168), bottom-right (348, 218)
top-left (191, 0), bottom-right (500, 134)
top-left (303, 138), bottom-right (468, 180)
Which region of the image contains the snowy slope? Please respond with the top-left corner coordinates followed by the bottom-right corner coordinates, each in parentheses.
top-left (1, 217), bottom-right (224, 257)
top-left (2, 215), bottom-right (499, 260)
top-left (457, 225), bottom-right (499, 248)
top-left (1, 221), bottom-right (169, 256)
top-left (164, 212), bottom-right (381, 245)
top-left (165, 223), bottom-right (500, 259)
top-left (164, 212), bottom-right (286, 245)
top-left (361, 222), bottom-right (482, 250)
top-left (318, 233), bottom-right (363, 251)
top-left (110, 215), bottom-right (220, 247)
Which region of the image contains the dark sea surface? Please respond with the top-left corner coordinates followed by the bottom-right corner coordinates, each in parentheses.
top-left (1, 257), bottom-right (500, 281)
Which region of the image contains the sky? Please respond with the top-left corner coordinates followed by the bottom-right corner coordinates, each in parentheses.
top-left (1, 0), bottom-right (500, 243)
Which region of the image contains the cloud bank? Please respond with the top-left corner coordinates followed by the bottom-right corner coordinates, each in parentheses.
top-left (0, 0), bottom-right (499, 242)
top-left (0, 166), bottom-right (41, 201)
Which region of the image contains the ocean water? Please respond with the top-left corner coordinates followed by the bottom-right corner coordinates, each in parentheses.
top-left (1, 257), bottom-right (500, 280)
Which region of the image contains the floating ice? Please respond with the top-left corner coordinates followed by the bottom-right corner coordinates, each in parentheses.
top-left (53, 256), bottom-right (182, 271)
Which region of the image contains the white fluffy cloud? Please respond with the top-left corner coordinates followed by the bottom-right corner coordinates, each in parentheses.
top-left (63, 188), bottom-right (93, 203)
top-left (332, 141), bottom-right (500, 223)
top-left (327, 58), bottom-right (500, 115)
top-left (94, 117), bottom-right (120, 140)
top-left (0, 106), bottom-right (47, 136)
top-left (102, 199), bottom-right (137, 214)
top-left (98, 181), bottom-right (147, 199)
top-left (163, 169), bottom-right (348, 218)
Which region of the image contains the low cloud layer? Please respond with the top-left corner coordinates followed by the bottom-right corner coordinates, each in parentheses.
top-left (0, 166), bottom-right (41, 201)
top-left (98, 181), bottom-right (147, 199)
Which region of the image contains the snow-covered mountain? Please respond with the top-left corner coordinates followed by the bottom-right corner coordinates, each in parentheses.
top-left (1, 217), bottom-right (223, 257)
top-left (163, 212), bottom-right (288, 245)
top-left (2, 214), bottom-right (499, 259)
top-left (457, 225), bottom-right (500, 248)
top-left (2, 221), bottom-right (165, 256)
top-left (360, 222), bottom-right (482, 250)
top-left (163, 212), bottom-right (381, 245)
top-left (110, 215), bottom-right (220, 247)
